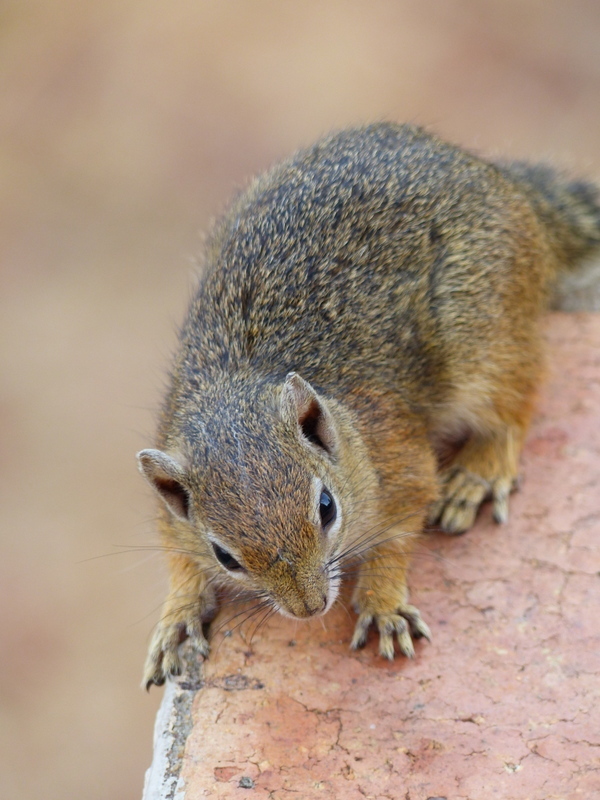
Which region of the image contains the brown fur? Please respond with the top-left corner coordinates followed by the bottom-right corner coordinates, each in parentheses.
top-left (137, 123), bottom-right (600, 687)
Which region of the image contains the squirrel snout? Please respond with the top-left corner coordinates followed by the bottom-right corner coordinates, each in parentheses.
top-left (306, 594), bottom-right (328, 617)
top-left (266, 553), bottom-right (332, 619)
top-left (272, 577), bottom-right (331, 619)
top-left (277, 591), bottom-right (328, 620)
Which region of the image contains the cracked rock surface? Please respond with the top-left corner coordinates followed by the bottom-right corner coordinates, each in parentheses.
top-left (145, 314), bottom-right (600, 800)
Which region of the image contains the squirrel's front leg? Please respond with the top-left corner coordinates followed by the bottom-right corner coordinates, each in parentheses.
top-left (350, 537), bottom-right (430, 660)
top-left (143, 552), bottom-right (216, 689)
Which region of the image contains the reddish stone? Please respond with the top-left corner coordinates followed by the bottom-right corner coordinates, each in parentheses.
top-left (145, 314), bottom-right (600, 800)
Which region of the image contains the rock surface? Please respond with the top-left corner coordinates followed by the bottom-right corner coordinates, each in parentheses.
top-left (144, 313), bottom-right (600, 800)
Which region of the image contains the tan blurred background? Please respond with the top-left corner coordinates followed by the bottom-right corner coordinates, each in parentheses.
top-left (1, 1), bottom-right (599, 797)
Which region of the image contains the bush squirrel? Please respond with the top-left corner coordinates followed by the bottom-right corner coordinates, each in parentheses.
top-left (137, 123), bottom-right (600, 688)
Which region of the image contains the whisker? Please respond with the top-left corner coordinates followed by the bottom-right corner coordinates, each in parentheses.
top-left (330, 520), bottom-right (420, 567)
top-left (212, 601), bottom-right (271, 657)
top-left (332, 595), bottom-right (353, 622)
top-left (247, 605), bottom-right (276, 648)
top-left (329, 510), bottom-right (421, 565)
top-left (77, 546), bottom-right (202, 564)
top-left (211, 598), bottom-right (270, 639)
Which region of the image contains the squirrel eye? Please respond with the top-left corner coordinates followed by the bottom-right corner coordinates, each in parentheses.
top-left (319, 488), bottom-right (337, 530)
top-left (212, 543), bottom-right (243, 571)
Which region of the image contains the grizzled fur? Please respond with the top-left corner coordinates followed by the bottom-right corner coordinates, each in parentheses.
top-left (139, 123), bottom-right (600, 688)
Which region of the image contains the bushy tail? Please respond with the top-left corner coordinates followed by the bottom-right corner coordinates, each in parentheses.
top-left (499, 161), bottom-right (600, 310)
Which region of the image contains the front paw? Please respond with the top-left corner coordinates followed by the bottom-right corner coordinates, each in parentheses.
top-left (350, 603), bottom-right (431, 660)
top-left (429, 466), bottom-right (514, 535)
top-left (142, 609), bottom-right (211, 690)
top-left (429, 466), bottom-right (491, 535)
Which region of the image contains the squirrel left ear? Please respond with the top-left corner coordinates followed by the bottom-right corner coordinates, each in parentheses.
top-left (280, 372), bottom-right (338, 457)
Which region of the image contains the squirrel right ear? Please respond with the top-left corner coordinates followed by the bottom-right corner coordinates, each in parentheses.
top-left (137, 449), bottom-right (191, 522)
top-left (280, 373), bottom-right (338, 457)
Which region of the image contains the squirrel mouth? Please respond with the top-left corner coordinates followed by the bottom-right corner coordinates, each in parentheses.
top-left (274, 594), bottom-right (328, 620)
top-left (274, 579), bottom-right (340, 620)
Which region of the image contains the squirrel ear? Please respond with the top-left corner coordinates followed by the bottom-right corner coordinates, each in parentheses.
top-left (281, 373), bottom-right (338, 457)
top-left (137, 449), bottom-right (191, 522)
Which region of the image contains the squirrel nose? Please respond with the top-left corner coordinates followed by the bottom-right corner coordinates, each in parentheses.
top-left (306, 594), bottom-right (328, 617)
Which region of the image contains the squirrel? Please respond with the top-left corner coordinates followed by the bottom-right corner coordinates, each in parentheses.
top-left (137, 122), bottom-right (600, 689)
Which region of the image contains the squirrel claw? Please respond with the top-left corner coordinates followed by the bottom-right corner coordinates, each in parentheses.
top-left (351, 605), bottom-right (430, 660)
top-left (350, 612), bottom-right (373, 650)
top-left (142, 618), bottom-right (210, 690)
top-left (431, 466), bottom-right (492, 535)
top-left (491, 477), bottom-right (512, 524)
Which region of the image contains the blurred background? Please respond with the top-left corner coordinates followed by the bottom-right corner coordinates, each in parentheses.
top-left (1, 1), bottom-right (599, 797)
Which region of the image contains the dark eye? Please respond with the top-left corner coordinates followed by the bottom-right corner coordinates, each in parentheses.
top-left (319, 488), bottom-right (337, 530)
top-left (212, 543), bottom-right (243, 571)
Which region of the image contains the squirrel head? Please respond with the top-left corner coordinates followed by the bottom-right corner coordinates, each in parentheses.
top-left (137, 373), bottom-right (370, 619)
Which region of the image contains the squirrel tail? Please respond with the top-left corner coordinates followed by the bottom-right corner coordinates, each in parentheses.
top-left (499, 161), bottom-right (600, 310)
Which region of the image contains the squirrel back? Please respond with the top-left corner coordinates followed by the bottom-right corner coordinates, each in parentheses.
top-left (164, 123), bottom-right (600, 438)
